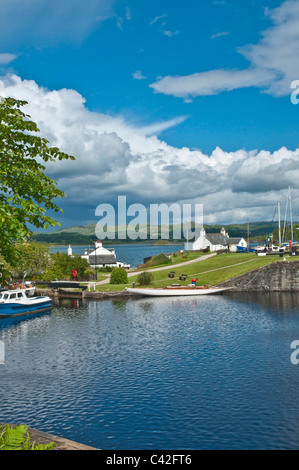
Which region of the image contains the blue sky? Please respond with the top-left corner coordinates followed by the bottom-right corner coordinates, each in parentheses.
top-left (1, 0), bottom-right (299, 228)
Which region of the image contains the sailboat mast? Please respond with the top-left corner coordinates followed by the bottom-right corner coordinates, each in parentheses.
top-left (247, 219), bottom-right (250, 252)
top-left (278, 201), bottom-right (281, 248)
top-left (290, 186), bottom-right (294, 242)
top-left (283, 195), bottom-right (288, 243)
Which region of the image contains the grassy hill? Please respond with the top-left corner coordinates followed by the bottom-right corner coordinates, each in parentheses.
top-left (31, 221), bottom-right (284, 245)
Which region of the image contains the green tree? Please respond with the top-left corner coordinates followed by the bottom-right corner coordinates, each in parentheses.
top-left (0, 97), bottom-right (75, 269)
top-left (0, 255), bottom-right (11, 285)
top-left (11, 242), bottom-right (50, 282)
top-left (43, 252), bottom-right (90, 281)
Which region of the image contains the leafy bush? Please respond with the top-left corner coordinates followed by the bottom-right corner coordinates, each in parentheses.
top-left (137, 272), bottom-right (154, 286)
top-left (98, 266), bottom-right (114, 273)
top-left (110, 267), bottom-right (128, 285)
top-left (0, 424), bottom-right (56, 450)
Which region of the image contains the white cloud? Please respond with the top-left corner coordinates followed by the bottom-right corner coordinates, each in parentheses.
top-left (211, 31), bottom-right (229, 40)
top-left (1, 74), bottom-right (299, 226)
top-left (163, 30), bottom-right (180, 37)
top-left (126, 6), bottom-right (132, 21)
top-left (150, 0), bottom-right (299, 100)
top-left (149, 14), bottom-right (168, 26)
top-left (149, 13), bottom-right (179, 38)
top-left (150, 68), bottom-right (274, 98)
top-left (133, 70), bottom-right (147, 80)
top-left (0, 53), bottom-right (17, 65)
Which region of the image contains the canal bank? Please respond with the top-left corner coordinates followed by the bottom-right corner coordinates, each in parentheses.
top-left (0, 424), bottom-right (98, 450)
top-left (216, 260), bottom-right (299, 291)
top-left (36, 288), bottom-right (137, 300)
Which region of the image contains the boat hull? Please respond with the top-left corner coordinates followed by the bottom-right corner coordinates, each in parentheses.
top-left (126, 287), bottom-right (230, 297)
top-left (0, 298), bottom-right (52, 318)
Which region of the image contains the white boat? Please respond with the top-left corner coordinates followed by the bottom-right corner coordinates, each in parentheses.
top-left (24, 281), bottom-right (36, 297)
top-left (10, 282), bottom-right (36, 297)
top-left (126, 286), bottom-right (230, 297)
top-left (0, 289), bottom-right (52, 318)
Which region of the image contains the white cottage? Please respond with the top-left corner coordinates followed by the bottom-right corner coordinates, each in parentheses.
top-left (186, 227), bottom-right (247, 253)
top-left (74, 241), bottom-right (130, 269)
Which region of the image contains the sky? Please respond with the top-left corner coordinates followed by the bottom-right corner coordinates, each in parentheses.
top-left (0, 0), bottom-right (299, 230)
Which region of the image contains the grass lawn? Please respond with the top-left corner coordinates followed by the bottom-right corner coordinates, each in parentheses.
top-left (131, 250), bottom-right (205, 271)
top-left (95, 252), bottom-right (292, 292)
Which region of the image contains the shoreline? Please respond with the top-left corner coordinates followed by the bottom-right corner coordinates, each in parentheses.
top-left (36, 288), bottom-right (138, 300)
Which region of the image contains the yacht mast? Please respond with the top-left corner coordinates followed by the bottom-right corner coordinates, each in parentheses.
top-left (278, 201), bottom-right (281, 247)
top-left (290, 185), bottom-right (294, 242)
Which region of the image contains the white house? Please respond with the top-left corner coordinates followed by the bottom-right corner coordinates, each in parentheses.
top-left (69, 241), bottom-right (130, 269)
top-left (186, 227), bottom-right (247, 252)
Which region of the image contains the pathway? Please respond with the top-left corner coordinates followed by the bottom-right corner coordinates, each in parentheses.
top-left (95, 253), bottom-right (217, 285)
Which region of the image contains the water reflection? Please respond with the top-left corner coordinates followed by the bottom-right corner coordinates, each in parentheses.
top-left (227, 292), bottom-right (299, 314)
top-left (0, 309), bottom-right (52, 331)
top-left (1, 293), bottom-right (299, 450)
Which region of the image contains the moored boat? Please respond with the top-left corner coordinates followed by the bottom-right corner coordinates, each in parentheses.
top-left (10, 282), bottom-right (36, 297)
top-left (126, 286), bottom-right (230, 297)
top-left (0, 289), bottom-right (52, 318)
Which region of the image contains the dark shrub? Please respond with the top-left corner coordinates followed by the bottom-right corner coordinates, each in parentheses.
top-left (137, 271), bottom-right (154, 286)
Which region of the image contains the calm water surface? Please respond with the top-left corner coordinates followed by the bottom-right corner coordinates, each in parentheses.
top-left (1, 293), bottom-right (299, 450)
top-left (51, 244), bottom-right (184, 268)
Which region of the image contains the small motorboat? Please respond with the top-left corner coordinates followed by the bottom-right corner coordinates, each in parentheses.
top-left (10, 282), bottom-right (36, 297)
top-left (126, 286), bottom-right (230, 297)
top-left (0, 289), bottom-right (52, 318)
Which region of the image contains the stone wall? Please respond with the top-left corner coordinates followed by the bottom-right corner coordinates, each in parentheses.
top-left (217, 260), bottom-right (299, 292)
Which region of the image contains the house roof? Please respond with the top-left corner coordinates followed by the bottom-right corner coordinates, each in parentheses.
top-left (205, 233), bottom-right (229, 246)
top-left (228, 237), bottom-right (244, 244)
top-left (89, 254), bottom-right (117, 265)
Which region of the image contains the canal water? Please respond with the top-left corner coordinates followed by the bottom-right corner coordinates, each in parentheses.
top-left (1, 292), bottom-right (299, 450)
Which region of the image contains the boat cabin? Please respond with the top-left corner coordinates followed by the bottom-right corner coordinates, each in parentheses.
top-left (0, 290), bottom-right (27, 302)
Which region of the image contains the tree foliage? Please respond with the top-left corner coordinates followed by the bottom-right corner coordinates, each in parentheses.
top-left (11, 242), bottom-right (50, 282)
top-left (42, 252), bottom-right (91, 281)
top-left (0, 97), bottom-right (75, 266)
top-left (110, 267), bottom-right (128, 285)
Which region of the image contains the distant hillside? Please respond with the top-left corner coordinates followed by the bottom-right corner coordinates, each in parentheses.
top-left (31, 221), bottom-right (280, 245)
